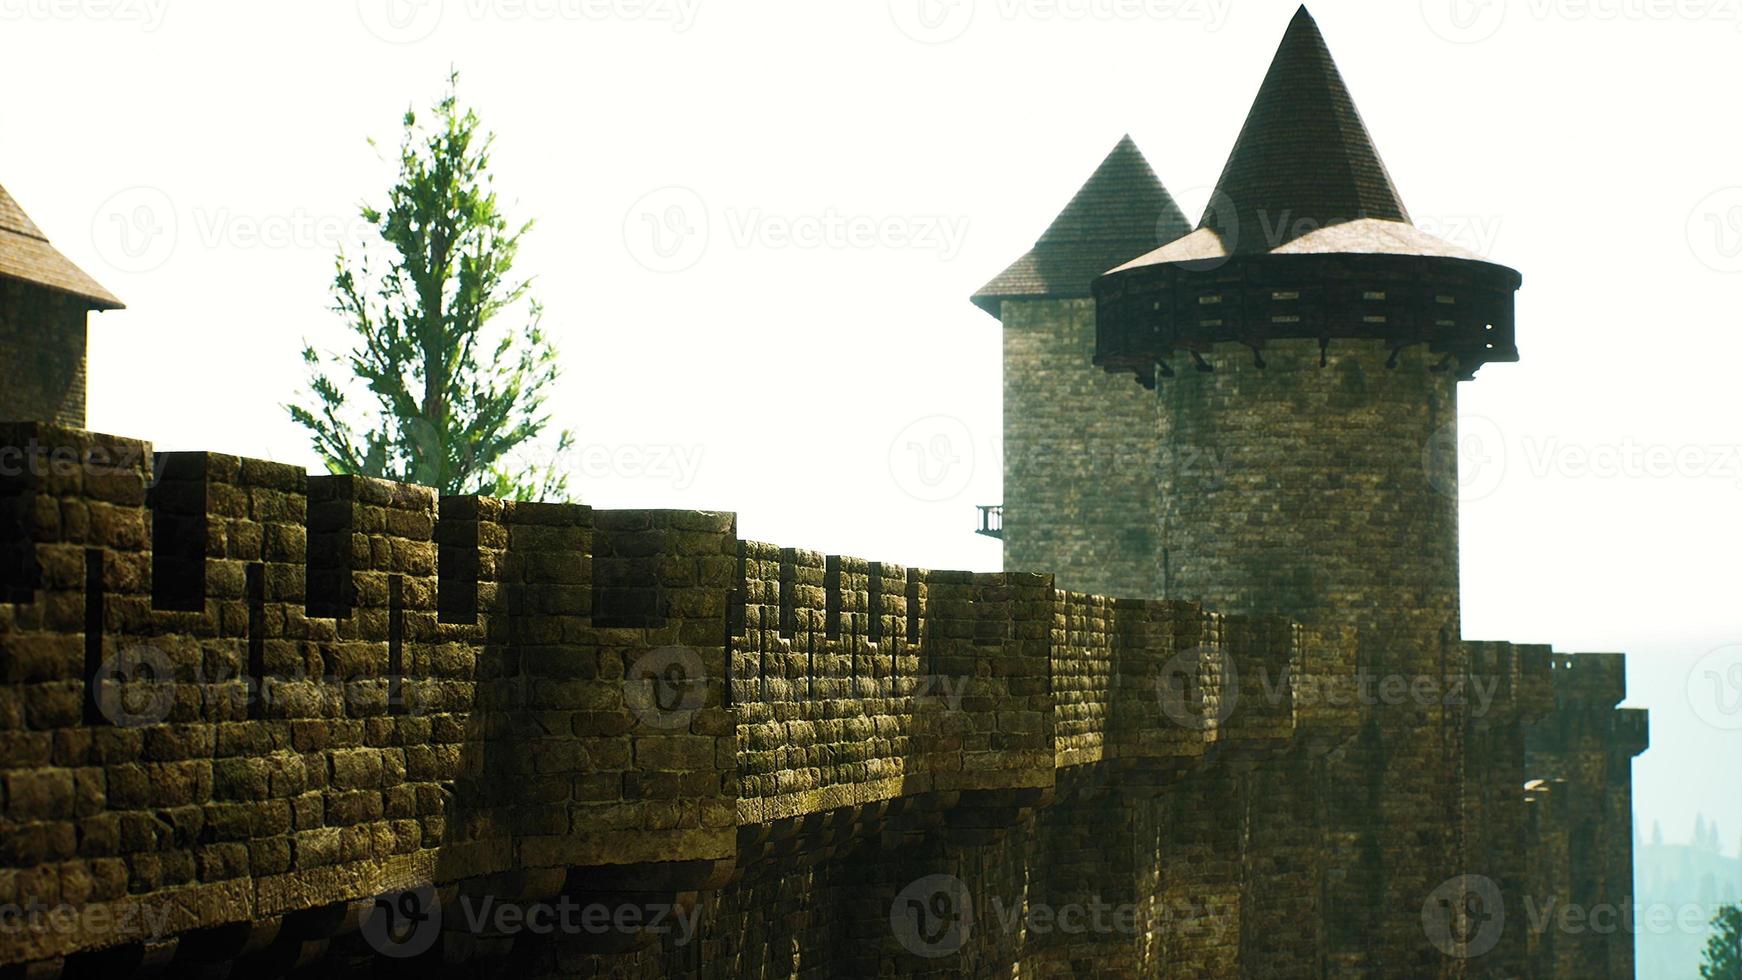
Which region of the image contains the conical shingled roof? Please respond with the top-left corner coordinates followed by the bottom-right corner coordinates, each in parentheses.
top-left (1095, 6), bottom-right (1522, 383)
top-left (972, 136), bottom-right (1190, 316)
top-left (0, 182), bottom-right (123, 309)
top-left (1200, 6), bottom-right (1409, 255)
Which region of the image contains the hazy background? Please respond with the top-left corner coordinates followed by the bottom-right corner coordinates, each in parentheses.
top-left (2, 0), bottom-right (1738, 970)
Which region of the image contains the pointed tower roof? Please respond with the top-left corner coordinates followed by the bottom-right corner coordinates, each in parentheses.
top-left (972, 136), bottom-right (1190, 317)
top-left (1111, 6), bottom-right (1488, 271)
top-left (1094, 7), bottom-right (1521, 384)
top-left (1208, 5), bottom-right (1407, 253)
top-left (0, 183), bottom-right (123, 309)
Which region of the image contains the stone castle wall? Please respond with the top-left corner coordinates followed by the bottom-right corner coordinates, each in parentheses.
top-left (1522, 653), bottom-right (1647, 977)
top-left (0, 421), bottom-right (1644, 977)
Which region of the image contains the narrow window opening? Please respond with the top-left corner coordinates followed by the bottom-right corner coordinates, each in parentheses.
top-left (867, 562), bottom-right (883, 645)
top-left (388, 573), bottom-right (405, 716)
top-left (905, 569), bottom-right (920, 644)
top-left (824, 555), bottom-right (842, 640)
top-left (727, 540), bottom-right (747, 638)
top-left (0, 479), bottom-right (37, 604)
top-left (306, 478), bottom-right (354, 619)
top-left (149, 453), bottom-right (206, 612)
top-left (778, 548), bottom-right (797, 639)
top-left (436, 501), bottom-right (479, 625)
top-left (82, 549), bottom-right (105, 725)
top-left (247, 564), bottom-right (266, 721)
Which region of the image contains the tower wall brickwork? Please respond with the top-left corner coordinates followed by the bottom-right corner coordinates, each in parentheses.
top-left (0, 279), bottom-right (89, 429)
top-left (1154, 338), bottom-right (1460, 646)
top-left (1000, 299), bottom-right (1160, 599)
top-left (1154, 337), bottom-right (1465, 974)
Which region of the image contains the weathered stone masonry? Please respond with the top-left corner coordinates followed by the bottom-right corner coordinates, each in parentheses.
top-left (0, 422), bottom-right (1643, 977)
top-left (977, 9), bottom-right (1649, 977)
top-left (0, 7), bottom-right (1650, 978)
top-left (999, 298), bottom-right (1162, 601)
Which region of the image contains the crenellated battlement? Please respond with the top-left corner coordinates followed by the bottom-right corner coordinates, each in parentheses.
top-left (1547, 651), bottom-right (1628, 707)
top-left (0, 424), bottom-right (743, 968)
top-left (0, 423), bottom-right (1648, 977)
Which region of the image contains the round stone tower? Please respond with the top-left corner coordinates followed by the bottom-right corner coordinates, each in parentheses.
top-left (1094, 8), bottom-right (1522, 974)
top-left (1096, 7), bottom-right (1520, 650)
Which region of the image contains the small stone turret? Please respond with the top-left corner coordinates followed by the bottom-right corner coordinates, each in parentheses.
top-left (0, 182), bottom-right (123, 428)
top-left (974, 136), bottom-right (1191, 597)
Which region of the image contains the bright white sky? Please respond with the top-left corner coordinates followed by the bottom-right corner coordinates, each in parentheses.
top-left (2, 0), bottom-right (1738, 859)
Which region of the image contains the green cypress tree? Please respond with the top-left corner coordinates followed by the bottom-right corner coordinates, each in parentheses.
top-left (290, 71), bottom-right (572, 500)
